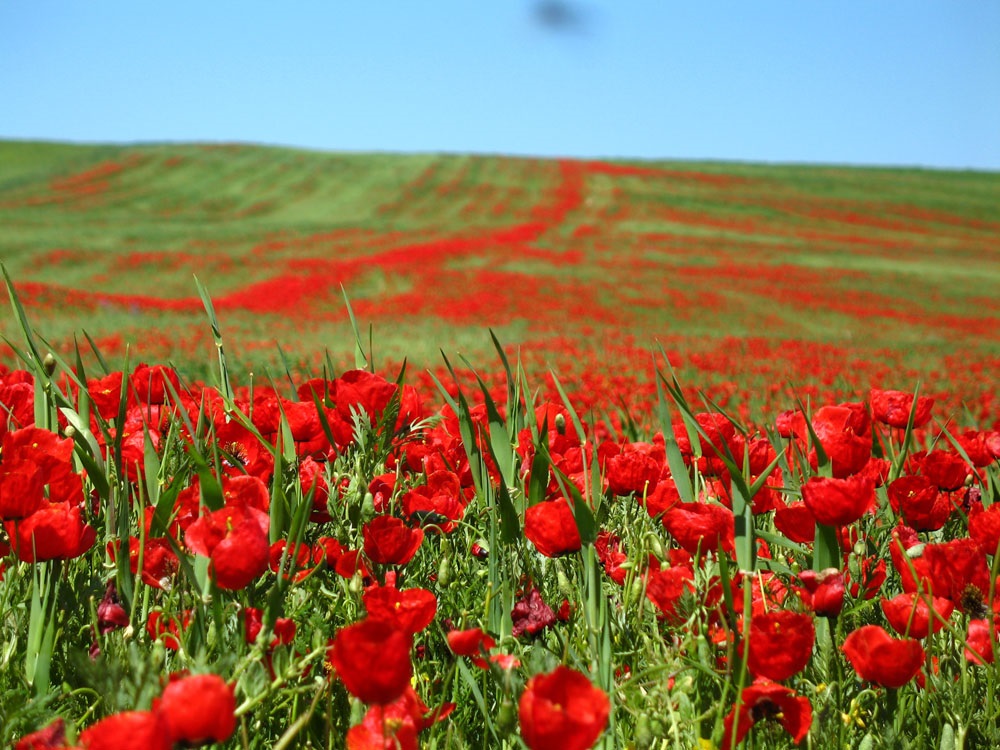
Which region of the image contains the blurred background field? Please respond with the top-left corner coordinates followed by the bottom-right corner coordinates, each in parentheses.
top-left (1, 140), bottom-right (998, 421)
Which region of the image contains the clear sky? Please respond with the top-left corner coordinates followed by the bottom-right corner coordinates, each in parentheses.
top-left (2, 1), bottom-right (998, 170)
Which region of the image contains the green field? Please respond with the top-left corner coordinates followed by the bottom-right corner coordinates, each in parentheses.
top-left (1, 140), bottom-right (998, 419)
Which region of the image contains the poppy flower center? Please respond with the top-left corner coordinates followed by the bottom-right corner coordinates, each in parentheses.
top-left (960, 585), bottom-right (988, 618)
top-left (750, 698), bottom-right (782, 723)
top-left (223, 441), bottom-right (249, 468)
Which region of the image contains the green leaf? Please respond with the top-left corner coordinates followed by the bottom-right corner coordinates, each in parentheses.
top-left (194, 275), bottom-right (233, 401)
top-left (341, 285), bottom-right (370, 371)
top-left (187, 443), bottom-right (225, 511)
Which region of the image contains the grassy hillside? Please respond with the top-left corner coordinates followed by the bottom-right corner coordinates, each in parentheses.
top-left (0, 140), bottom-right (998, 419)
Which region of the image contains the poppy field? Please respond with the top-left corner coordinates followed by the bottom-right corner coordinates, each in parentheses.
top-left (1, 142), bottom-right (1000, 748)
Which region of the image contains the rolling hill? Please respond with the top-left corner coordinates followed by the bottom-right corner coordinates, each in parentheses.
top-left (1, 140), bottom-right (997, 420)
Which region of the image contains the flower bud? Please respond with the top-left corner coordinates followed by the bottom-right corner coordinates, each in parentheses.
top-left (635, 713), bottom-right (654, 749)
top-left (496, 699), bottom-right (517, 735)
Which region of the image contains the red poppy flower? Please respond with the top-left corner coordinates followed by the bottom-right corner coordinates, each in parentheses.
top-left (0, 378), bottom-right (34, 441)
top-left (594, 530), bottom-right (628, 585)
top-left (147, 610), bottom-right (192, 651)
top-left (304, 536), bottom-right (338, 569)
top-left (130, 363), bottom-right (181, 406)
top-left (847, 555), bottom-right (887, 600)
top-left (644, 563), bottom-right (696, 623)
top-left (5, 502), bottom-right (96, 562)
top-left (799, 568), bottom-right (845, 617)
top-left (887, 475), bottom-right (952, 531)
top-left (125, 536), bottom-right (179, 589)
top-left (447, 628), bottom-right (497, 669)
top-left (84, 371), bottom-right (127, 421)
top-left (269, 539), bottom-right (322, 582)
top-left (243, 606), bottom-right (296, 647)
top-left (363, 516), bottom-right (424, 565)
top-left (155, 673), bottom-right (236, 746)
top-left (525, 498), bottom-right (582, 558)
top-left (220, 474), bottom-right (272, 513)
top-left (773, 501), bottom-right (816, 544)
top-left (363, 584), bottom-right (438, 635)
top-left (295, 456), bottom-right (330, 521)
top-left (809, 404), bottom-right (872, 478)
top-left (605, 446), bottom-right (661, 497)
top-left (952, 430), bottom-right (996, 468)
top-left (870, 388), bottom-right (934, 429)
top-left (746, 610), bottom-right (815, 682)
top-left (663, 501), bottom-right (735, 557)
top-left (368, 473), bottom-right (398, 513)
top-left (918, 538), bottom-right (992, 614)
top-left (0, 427), bottom-right (76, 521)
top-left (78, 710), bottom-right (171, 750)
top-left (184, 504), bottom-right (270, 590)
top-left (881, 593), bottom-right (954, 639)
top-left (328, 618), bottom-right (413, 704)
top-left (640, 479), bottom-right (680, 519)
top-left (964, 618), bottom-right (999, 665)
top-left (336, 549), bottom-right (371, 580)
top-left (347, 705), bottom-right (419, 750)
top-left (333, 369), bottom-right (398, 424)
top-left (215, 419), bottom-right (274, 481)
top-left (14, 718), bottom-right (70, 750)
top-left (345, 687), bottom-right (451, 750)
top-left (859, 456), bottom-right (892, 487)
top-left (841, 625), bottom-right (924, 688)
top-left (682, 413), bottom-right (741, 468)
top-left (401, 470), bottom-right (466, 533)
top-left (750, 467), bottom-right (784, 514)
top-left (801, 474), bottom-right (874, 528)
top-left (969, 502), bottom-right (1000, 556)
top-left (722, 681), bottom-right (812, 747)
top-left (512, 588), bottom-right (557, 638)
top-left (96, 581), bottom-right (129, 635)
top-left (519, 665), bottom-right (610, 750)
top-left (914, 450), bottom-right (971, 492)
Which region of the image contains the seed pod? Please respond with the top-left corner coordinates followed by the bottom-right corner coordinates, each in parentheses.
top-left (629, 575), bottom-right (645, 604)
top-left (847, 553), bottom-right (862, 584)
top-left (349, 571), bottom-right (364, 595)
top-left (647, 534), bottom-right (665, 561)
top-left (939, 723), bottom-right (956, 750)
top-left (151, 639), bottom-right (165, 669)
top-left (437, 556), bottom-right (451, 588)
top-left (361, 491), bottom-right (375, 519)
top-left (556, 566), bottom-right (573, 599)
top-left (554, 413), bottom-right (566, 435)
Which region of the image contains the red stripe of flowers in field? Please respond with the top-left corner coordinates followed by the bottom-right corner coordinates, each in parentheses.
top-left (1, 154), bottom-right (148, 209)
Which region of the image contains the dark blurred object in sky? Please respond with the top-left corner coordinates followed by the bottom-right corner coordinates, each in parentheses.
top-left (532, 1), bottom-right (589, 32)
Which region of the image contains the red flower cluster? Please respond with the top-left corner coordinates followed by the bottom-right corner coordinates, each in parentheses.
top-left (0, 427), bottom-right (95, 562)
top-left (17, 673), bottom-right (235, 750)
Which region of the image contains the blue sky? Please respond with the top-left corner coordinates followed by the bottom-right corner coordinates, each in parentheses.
top-left (2, 2), bottom-right (998, 169)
